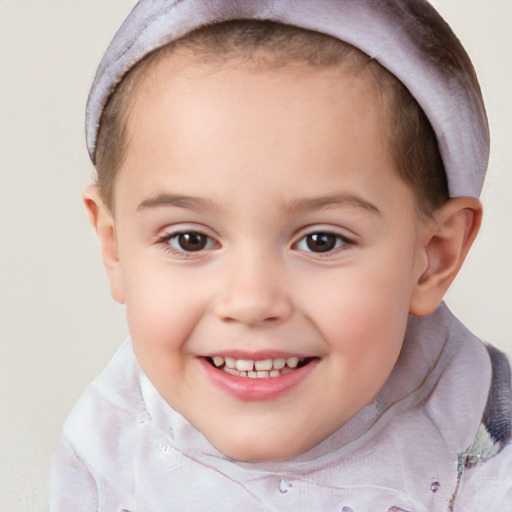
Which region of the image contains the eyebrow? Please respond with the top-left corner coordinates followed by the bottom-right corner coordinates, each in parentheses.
top-left (136, 192), bottom-right (380, 216)
top-left (286, 194), bottom-right (381, 216)
top-left (137, 194), bottom-right (215, 212)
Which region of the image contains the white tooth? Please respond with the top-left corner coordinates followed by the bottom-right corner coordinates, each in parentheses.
top-left (269, 370), bottom-right (281, 378)
top-left (213, 356), bottom-right (224, 367)
top-left (286, 357), bottom-right (299, 368)
top-left (240, 372), bottom-right (247, 377)
top-left (257, 371), bottom-right (269, 378)
top-left (273, 358), bottom-right (286, 370)
top-left (224, 367), bottom-right (240, 376)
top-left (248, 371), bottom-right (258, 378)
top-left (255, 359), bottom-right (273, 371)
top-left (236, 359), bottom-right (254, 372)
top-left (225, 357), bottom-right (236, 369)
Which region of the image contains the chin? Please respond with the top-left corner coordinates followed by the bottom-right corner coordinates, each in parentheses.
top-left (222, 443), bottom-right (298, 463)
top-left (207, 429), bottom-right (314, 462)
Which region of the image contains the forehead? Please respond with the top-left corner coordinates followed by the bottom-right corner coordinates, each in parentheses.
top-left (115, 53), bottom-right (408, 216)
top-left (127, 52), bottom-right (387, 156)
top-left (132, 37), bottom-right (378, 94)
top-left (127, 46), bottom-right (389, 144)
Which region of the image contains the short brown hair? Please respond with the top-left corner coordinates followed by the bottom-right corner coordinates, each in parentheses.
top-left (95, 20), bottom-right (448, 215)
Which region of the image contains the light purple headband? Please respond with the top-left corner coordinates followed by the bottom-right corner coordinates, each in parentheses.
top-left (86, 0), bottom-right (489, 198)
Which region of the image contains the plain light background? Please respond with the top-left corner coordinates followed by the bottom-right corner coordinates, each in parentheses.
top-left (0, 1), bottom-right (510, 510)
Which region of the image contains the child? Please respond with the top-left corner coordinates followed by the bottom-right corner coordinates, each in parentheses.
top-left (50, 0), bottom-right (512, 510)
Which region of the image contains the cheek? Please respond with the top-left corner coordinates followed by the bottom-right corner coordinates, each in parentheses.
top-left (122, 257), bottom-right (207, 353)
top-left (319, 286), bottom-right (408, 405)
top-left (301, 251), bottom-right (414, 372)
top-left (122, 264), bottom-right (211, 400)
top-left (321, 290), bottom-right (408, 361)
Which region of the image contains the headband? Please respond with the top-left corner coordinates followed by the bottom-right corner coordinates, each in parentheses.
top-left (86, 0), bottom-right (489, 198)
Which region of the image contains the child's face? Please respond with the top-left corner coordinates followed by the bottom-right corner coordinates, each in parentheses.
top-left (107, 54), bottom-right (429, 461)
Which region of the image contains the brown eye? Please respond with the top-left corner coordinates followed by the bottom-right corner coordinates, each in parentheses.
top-left (295, 232), bottom-right (348, 254)
top-left (305, 233), bottom-right (337, 252)
top-left (174, 232), bottom-right (209, 252)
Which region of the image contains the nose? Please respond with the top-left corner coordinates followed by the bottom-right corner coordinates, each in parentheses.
top-left (213, 251), bottom-right (293, 327)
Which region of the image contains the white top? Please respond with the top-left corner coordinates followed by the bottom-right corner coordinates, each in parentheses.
top-left (50, 303), bottom-right (512, 511)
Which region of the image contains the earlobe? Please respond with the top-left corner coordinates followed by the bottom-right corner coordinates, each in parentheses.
top-left (83, 185), bottom-right (126, 304)
top-left (409, 197), bottom-right (482, 317)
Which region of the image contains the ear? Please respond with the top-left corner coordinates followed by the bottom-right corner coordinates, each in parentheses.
top-left (409, 197), bottom-right (482, 317)
top-left (83, 185), bottom-right (125, 304)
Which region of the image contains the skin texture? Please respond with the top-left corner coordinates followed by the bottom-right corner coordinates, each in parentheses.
top-left (84, 53), bottom-right (481, 461)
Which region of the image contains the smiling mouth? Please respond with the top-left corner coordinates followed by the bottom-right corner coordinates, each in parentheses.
top-left (205, 355), bottom-right (314, 378)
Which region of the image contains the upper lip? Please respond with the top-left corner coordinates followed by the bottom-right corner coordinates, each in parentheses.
top-left (200, 350), bottom-right (316, 360)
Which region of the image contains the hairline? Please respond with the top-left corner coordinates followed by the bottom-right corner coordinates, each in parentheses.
top-left (95, 20), bottom-right (447, 219)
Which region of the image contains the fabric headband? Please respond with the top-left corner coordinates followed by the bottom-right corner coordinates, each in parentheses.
top-left (86, 0), bottom-right (489, 198)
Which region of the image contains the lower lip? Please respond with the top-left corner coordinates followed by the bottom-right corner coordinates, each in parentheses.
top-left (199, 358), bottom-right (318, 401)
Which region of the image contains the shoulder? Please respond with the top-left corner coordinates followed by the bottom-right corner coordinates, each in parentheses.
top-left (61, 339), bottom-right (147, 471)
top-left (455, 344), bottom-right (512, 509)
top-left (456, 441), bottom-right (512, 510)
top-left (414, 307), bottom-right (512, 508)
top-left (51, 339), bottom-right (148, 509)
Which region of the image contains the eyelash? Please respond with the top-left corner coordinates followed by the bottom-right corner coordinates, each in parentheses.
top-left (155, 229), bottom-right (355, 258)
top-left (293, 231), bottom-right (354, 256)
top-left (155, 230), bottom-right (218, 258)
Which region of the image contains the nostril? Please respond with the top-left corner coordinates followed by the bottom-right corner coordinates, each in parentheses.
top-left (219, 313), bottom-right (286, 326)
top-left (213, 280), bottom-right (293, 326)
